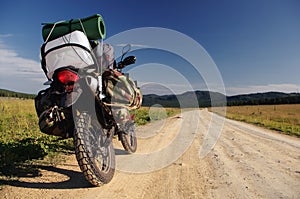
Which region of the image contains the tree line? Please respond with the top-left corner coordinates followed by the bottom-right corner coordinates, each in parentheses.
top-left (227, 95), bottom-right (300, 106)
top-left (0, 89), bottom-right (36, 99)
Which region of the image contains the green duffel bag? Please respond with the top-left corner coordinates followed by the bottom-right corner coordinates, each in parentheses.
top-left (42, 14), bottom-right (106, 42)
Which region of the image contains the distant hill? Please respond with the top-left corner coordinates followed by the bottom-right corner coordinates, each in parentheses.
top-left (142, 91), bottom-right (300, 107)
top-left (0, 89), bottom-right (36, 99)
top-left (142, 91), bottom-right (226, 108)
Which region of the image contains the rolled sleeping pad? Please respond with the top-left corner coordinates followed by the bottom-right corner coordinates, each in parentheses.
top-left (42, 14), bottom-right (106, 42)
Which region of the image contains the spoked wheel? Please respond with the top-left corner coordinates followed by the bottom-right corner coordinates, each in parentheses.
top-left (120, 121), bottom-right (137, 153)
top-left (74, 112), bottom-right (115, 186)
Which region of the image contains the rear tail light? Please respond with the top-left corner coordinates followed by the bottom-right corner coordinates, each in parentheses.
top-left (57, 70), bottom-right (79, 84)
top-left (57, 70), bottom-right (79, 92)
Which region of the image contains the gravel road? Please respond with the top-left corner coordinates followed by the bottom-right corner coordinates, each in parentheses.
top-left (1, 110), bottom-right (299, 199)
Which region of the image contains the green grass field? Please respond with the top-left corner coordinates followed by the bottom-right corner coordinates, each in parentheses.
top-left (0, 98), bottom-right (74, 177)
top-left (211, 104), bottom-right (300, 137)
top-left (134, 106), bottom-right (181, 126)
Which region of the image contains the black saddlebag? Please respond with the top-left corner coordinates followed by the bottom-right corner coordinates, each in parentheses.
top-left (34, 88), bottom-right (74, 138)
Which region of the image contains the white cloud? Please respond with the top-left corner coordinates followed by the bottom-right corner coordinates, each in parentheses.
top-left (0, 48), bottom-right (41, 74)
top-left (113, 43), bottom-right (150, 48)
top-left (0, 36), bottom-right (45, 93)
top-left (0, 34), bottom-right (13, 38)
top-left (226, 84), bottom-right (300, 96)
top-left (0, 34), bottom-right (13, 48)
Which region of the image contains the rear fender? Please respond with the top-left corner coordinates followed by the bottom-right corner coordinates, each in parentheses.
top-left (70, 77), bottom-right (113, 129)
top-left (65, 76), bottom-right (97, 107)
top-left (64, 87), bottom-right (83, 107)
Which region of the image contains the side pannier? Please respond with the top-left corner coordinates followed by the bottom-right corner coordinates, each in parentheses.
top-left (103, 69), bottom-right (142, 110)
top-left (34, 88), bottom-right (74, 138)
top-left (41, 30), bottom-right (94, 79)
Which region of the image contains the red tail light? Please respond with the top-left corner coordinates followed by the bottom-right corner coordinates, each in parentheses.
top-left (57, 70), bottom-right (79, 84)
top-left (57, 70), bottom-right (79, 92)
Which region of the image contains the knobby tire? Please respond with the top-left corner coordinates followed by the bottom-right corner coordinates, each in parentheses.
top-left (74, 112), bottom-right (115, 186)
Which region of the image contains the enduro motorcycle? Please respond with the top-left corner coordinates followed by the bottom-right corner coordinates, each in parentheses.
top-left (35, 41), bottom-right (141, 186)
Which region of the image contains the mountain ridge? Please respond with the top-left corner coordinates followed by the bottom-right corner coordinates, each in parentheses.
top-left (142, 90), bottom-right (300, 107)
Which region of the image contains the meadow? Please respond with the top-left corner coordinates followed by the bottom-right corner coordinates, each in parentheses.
top-left (134, 106), bottom-right (181, 126)
top-left (0, 98), bottom-right (74, 177)
top-left (211, 104), bottom-right (300, 137)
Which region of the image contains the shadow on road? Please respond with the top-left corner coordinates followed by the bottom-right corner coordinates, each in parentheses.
top-left (0, 148), bottom-right (130, 189)
top-left (114, 148), bottom-right (130, 155)
top-left (0, 165), bottom-right (92, 189)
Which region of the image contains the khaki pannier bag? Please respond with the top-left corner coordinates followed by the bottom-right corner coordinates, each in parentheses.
top-left (103, 69), bottom-right (142, 110)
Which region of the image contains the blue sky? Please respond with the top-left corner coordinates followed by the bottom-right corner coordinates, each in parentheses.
top-left (0, 0), bottom-right (299, 95)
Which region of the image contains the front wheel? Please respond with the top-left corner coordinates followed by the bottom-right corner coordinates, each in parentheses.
top-left (74, 112), bottom-right (115, 186)
top-left (120, 121), bottom-right (137, 153)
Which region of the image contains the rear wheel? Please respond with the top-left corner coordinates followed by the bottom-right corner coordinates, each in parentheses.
top-left (120, 121), bottom-right (137, 153)
top-left (74, 112), bottom-right (115, 186)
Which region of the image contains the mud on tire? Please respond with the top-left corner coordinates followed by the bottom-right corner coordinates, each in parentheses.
top-left (74, 112), bottom-right (115, 186)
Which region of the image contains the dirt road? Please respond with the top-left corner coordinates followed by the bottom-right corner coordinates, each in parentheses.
top-left (1, 110), bottom-right (299, 198)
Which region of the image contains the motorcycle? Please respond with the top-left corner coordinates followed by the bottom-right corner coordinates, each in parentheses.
top-left (35, 39), bottom-right (142, 186)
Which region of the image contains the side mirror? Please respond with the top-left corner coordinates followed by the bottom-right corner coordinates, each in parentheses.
top-left (123, 56), bottom-right (136, 66)
top-left (118, 56), bottom-right (136, 69)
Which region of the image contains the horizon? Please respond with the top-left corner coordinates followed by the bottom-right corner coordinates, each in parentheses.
top-left (1, 87), bottom-right (299, 98)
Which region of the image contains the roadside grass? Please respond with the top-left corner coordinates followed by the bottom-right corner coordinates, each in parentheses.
top-left (0, 98), bottom-right (73, 178)
top-left (134, 106), bottom-right (181, 126)
top-left (0, 98), bottom-right (181, 178)
top-left (211, 104), bottom-right (300, 137)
